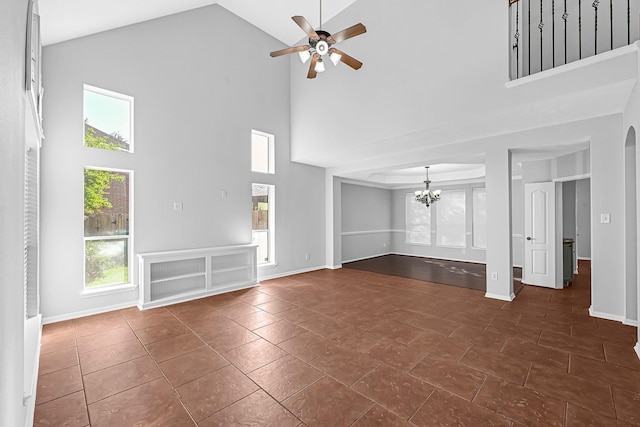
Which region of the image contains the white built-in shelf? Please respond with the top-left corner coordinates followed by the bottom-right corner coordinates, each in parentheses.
top-left (138, 244), bottom-right (258, 310)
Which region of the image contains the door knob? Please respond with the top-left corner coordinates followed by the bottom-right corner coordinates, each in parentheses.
top-left (526, 237), bottom-right (532, 241)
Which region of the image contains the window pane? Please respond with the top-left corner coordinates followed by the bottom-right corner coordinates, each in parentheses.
top-left (251, 131), bottom-right (274, 174)
top-left (84, 86), bottom-right (133, 152)
top-left (473, 188), bottom-right (487, 249)
top-left (405, 193), bottom-right (431, 244)
top-left (252, 183), bottom-right (273, 264)
top-left (84, 170), bottom-right (129, 236)
top-left (85, 238), bottom-right (128, 288)
top-left (84, 168), bottom-right (130, 288)
top-left (436, 190), bottom-right (466, 247)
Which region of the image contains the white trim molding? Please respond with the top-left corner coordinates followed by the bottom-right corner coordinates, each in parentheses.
top-left (258, 265), bottom-right (327, 281)
top-left (623, 318), bottom-right (639, 327)
top-left (589, 306), bottom-right (626, 323)
top-left (635, 342), bottom-right (640, 361)
top-left (485, 292), bottom-right (516, 302)
top-left (43, 301), bottom-right (137, 325)
top-left (342, 252), bottom-right (393, 264)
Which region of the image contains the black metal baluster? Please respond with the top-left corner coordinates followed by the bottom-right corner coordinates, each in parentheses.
top-left (610, 0), bottom-right (613, 50)
top-left (539, 0), bottom-right (544, 71)
top-left (515, 1), bottom-right (521, 78)
top-left (528, 0), bottom-right (532, 75)
top-left (552, 0), bottom-right (556, 67)
top-left (628, 0), bottom-right (631, 45)
top-left (563, 0), bottom-right (568, 64)
top-left (593, 0), bottom-right (599, 54)
top-left (579, 0), bottom-right (583, 59)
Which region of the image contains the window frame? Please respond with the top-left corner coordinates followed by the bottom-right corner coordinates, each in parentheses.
top-left (252, 183), bottom-right (276, 267)
top-left (251, 129), bottom-right (275, 174)
top-left (82, 166), bottom-right (134, 294)
top-left (83, 84), bottom-right (135, 153)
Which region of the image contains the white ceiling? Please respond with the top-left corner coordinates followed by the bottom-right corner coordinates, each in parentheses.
top-left (38, 0), bottom-right (358, 46)
top-left (37, 0), bottom-right (593, 186)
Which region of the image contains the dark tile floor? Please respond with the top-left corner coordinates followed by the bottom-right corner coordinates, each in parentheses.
top-left (34, 260), bottom-right (640, 426)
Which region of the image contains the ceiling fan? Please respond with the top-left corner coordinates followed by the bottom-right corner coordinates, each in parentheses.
top-left (269, 1), bottom-right (366, 79)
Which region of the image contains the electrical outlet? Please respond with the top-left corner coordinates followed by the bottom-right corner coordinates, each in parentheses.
top-left (305, 253), bottom-right (310, 261)
top-left (600, 213), bottom-right (610, 224)
top-left (173, 202), bottom-right (183, 211)
top-left (491, 272), bottom-right (498, 280)
top-left (383, 242), bottom-right (387, 248)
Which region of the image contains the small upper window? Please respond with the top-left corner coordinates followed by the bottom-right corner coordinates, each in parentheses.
top-left (251, 130), bottom-right (274, 174)
top-left (83, 85), bottom-right (134, 153)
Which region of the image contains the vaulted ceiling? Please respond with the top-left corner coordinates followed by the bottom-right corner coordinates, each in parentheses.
top-left (39, 0), bottom-right (358, 46)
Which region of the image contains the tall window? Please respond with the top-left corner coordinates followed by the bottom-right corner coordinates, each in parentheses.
top-left (436, 190), bottom-right (466, 247)
top-left (472, 188), bottom-right (487, 249)
top-left (251, 130), bottom-right (274, 174)
top-left (252, 184), bottom-right (275, 265)
top-left (405, 193), bottom-right (431, 244)
top-left (84, 168), bottom-right (131, 288)
top-left (84, 85), bottom-right (133, 152)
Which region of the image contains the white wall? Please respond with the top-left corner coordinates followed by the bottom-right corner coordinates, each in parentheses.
top-left (340, 183), bottom-right (392, 263)
top-left (40, 5), bottom-right (325, 321)
top-left (576, 178), bottom-right (592, 259)
top-left (0, 0), bottom-right (28, 423)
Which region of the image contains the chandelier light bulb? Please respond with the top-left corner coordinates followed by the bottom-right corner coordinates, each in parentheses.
top-left (315, 58), bottom-right (325, 73)
top-left (330, 50), bottom-right (342, 66)
top-left (298, 50), bottom-right (311, 64)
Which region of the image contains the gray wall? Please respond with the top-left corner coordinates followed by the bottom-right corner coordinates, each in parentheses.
top-left (576, 178), bottom-right (592, 259)
top-left (40, 5), bottom-right (325, 321)
top-left (0, 0), bottom-right (28, 423)
top-left (563, 181), bottom-right (577, 241)
top-left (340, 183), bottom-right (392, 262)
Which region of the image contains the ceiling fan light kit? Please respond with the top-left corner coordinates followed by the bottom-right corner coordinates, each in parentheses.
top-left (269, 0), bottom-right (366, 79)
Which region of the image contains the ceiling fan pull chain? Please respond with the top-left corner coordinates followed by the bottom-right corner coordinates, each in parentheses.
top-left (319, 0), bottom-right (323, 30)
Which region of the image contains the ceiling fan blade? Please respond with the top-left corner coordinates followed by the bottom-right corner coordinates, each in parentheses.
top-left (328, 23), bottom-right (366, 44)
top-left (292, 16), bottom-right (320, 41)
top-left (270, 45), bottom-right (310, 58)
top-left (331, 48), bottom-right (363, 70)
top-left (307, 54), bottom-right (319, 79)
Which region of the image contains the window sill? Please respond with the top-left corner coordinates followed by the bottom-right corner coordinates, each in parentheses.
top-left (258, 262), bottom-right (278, 270)
top-left (81, 283), bottom-right (137, 298)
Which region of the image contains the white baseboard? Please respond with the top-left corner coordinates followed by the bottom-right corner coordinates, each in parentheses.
top-left (589, 306), bottom-right (626, 323)
top-left (328, 264), bottom-right (342, 270)
top-left (485, 292), bottom-right (516, 302)
top-left (42, 301), bottom-right (138, 325)
top-left (623, 318), bottom-right (639, 327)
top-left (259, 265), bottom-right (329, 281)
top-left (342, 252), bottom-right (392, 264)
top-left (635, 343), bottom-right (640, 361)
top-left (577, 257), bottom-right (591, 260)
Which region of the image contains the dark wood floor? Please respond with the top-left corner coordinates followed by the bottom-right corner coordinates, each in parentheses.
top-left (344, 255), bottom-right (523, 292)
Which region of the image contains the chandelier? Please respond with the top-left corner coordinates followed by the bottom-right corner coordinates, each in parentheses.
top-left (414, 166), bottom-right (441, 207)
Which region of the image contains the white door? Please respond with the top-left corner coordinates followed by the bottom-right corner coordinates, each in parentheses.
top-left (523, 182), bottom-right (561, 288)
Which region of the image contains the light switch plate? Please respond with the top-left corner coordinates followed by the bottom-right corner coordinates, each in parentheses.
top-left (600, 213), bottom-right (610, 224)
top-left (173, 202), bottom-right (183, 211)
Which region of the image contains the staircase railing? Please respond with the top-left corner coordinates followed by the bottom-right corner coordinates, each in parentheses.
top-left (509, 0), bottom-right (640, 79)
